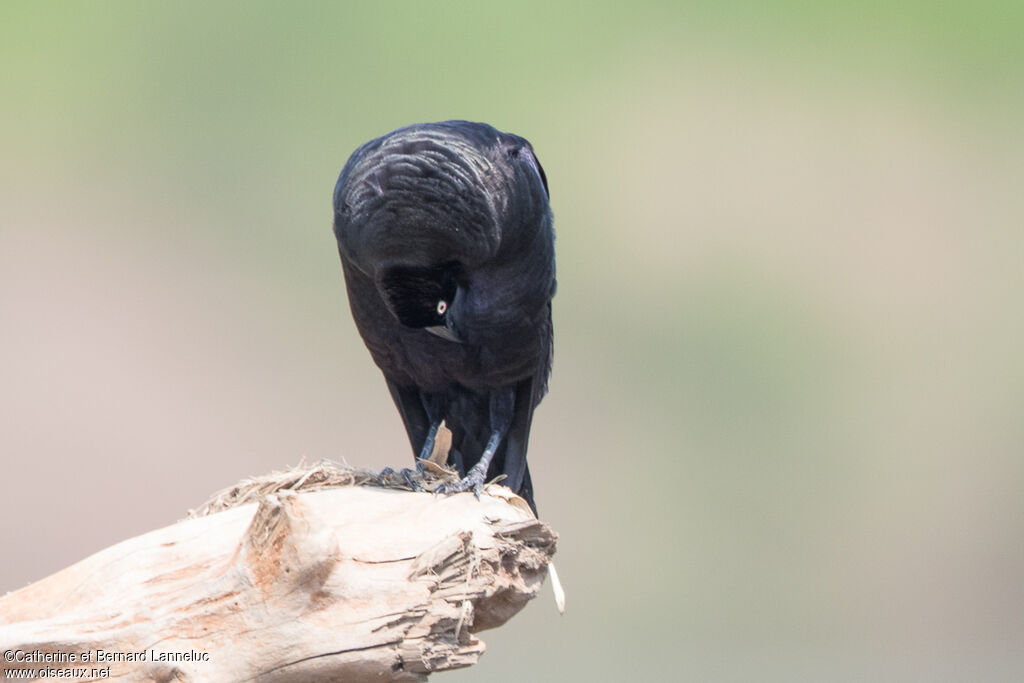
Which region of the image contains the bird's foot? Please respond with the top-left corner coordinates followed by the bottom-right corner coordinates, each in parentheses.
top-left (377, 462), bottom-right (425, 491)
top-left (434, 461), bottom-right (488, 500)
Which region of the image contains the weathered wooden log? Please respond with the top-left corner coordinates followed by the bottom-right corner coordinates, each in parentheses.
top-left (0, 464), bottom-right (557, 682)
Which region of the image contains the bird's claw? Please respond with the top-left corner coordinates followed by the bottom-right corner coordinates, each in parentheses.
top-left (434, 463), bottom-right (487, 500)
top-left (377, 463), bottom-right (425, 491)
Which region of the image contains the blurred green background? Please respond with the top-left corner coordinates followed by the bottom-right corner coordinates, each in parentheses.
top-left (2, 2), bottom-right (1023, 681)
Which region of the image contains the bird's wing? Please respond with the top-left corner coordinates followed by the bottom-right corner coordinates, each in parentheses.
top-left (498, 303), bottom-right (552, 511)
top-left (534, 301), bottom-right (554, 405)
top-left (384, 378), bottom-right (430, 458)
top-left (499, 374), bottom-right (539, 501)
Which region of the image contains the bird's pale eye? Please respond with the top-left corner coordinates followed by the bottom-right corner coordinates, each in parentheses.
top-left (436, 300), bottom-right (448, 315)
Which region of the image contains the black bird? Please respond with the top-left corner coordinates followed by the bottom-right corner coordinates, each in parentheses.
top-left (332, 121), bottom-right (555, 514)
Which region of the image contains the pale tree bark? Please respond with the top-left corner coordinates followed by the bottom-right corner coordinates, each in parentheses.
top-left (0, 467), bottom-right (557, 682)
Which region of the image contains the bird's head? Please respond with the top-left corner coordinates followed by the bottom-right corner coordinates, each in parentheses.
top-left (334, 121), bottom-right (554, 344)
top-left (376, 261), bottom-right (464, 342)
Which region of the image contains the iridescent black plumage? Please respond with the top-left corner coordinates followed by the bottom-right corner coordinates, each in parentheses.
top-left (333, 121), bottom-right (554, 512)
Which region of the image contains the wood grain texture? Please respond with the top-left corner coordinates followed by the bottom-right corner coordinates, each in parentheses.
top-left (0, 485), bottom-right (556, 682)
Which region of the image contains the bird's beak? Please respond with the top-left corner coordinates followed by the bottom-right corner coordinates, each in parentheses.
top-left (424, 324), bottom-right (462, 343)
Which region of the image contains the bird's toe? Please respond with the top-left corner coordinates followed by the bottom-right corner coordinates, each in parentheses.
top-left (434, 464), bottom-right (487, 500)
top-left (376, 466), bottom-right (396, 485)
top-left (377, 465), bottom-right (425, 491)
